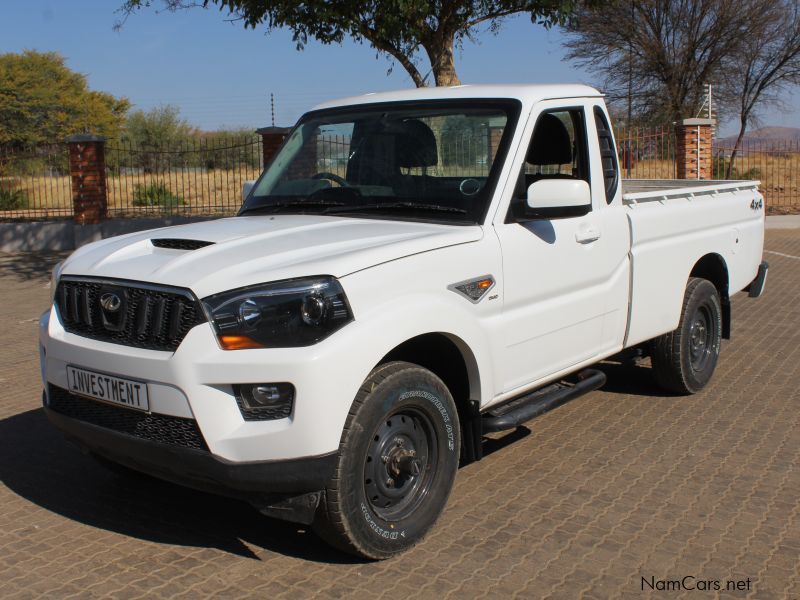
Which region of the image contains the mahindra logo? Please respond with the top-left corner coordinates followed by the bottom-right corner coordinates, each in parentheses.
top-left (100, 293), bottom-right (122, 313)
top-left (98, 288), bottom-right (127, 332)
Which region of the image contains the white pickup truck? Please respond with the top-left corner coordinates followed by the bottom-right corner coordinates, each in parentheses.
top-left (40, 84), bottom-right (768, 559)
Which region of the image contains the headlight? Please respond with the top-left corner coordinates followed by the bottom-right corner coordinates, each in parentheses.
top-left (203, 276), bottom-right (353, 349)
top-left (50, 261), bottom-right (64, 303)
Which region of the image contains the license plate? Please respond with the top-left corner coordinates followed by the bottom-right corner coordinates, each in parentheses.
top-left (66, 365), bottom-right (150, 412)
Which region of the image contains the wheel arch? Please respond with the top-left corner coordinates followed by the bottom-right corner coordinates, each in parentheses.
top-left (377, 332), bottom-right (481, 408)
top-left (689, 253), bottom-right (731, 338)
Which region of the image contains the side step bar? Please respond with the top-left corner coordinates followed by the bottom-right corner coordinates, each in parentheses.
top-left (461, 369), bottom-right (607, 463)
top-left (482, 368), bottom-right (606, 433)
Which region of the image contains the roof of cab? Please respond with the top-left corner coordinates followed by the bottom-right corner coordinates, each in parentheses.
top-left (312, 84), bottom-right (603, 111)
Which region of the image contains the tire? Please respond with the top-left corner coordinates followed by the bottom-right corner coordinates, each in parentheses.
top-left (650, 277), bottom-right (723, 394)
top-left (313, 361), bottom-right (460, 559)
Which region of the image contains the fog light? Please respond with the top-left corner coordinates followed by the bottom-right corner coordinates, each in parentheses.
top-left (234, 382), bottom-right (294, 421)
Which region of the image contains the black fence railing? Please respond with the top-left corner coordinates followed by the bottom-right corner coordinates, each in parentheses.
top-left (0, 144), bottom-right (72, 219)
top-left (614, 125), bottom-right (677, 180)
top-left (104, 136), bottom-right (263, 217)
top-left (3, 128), bottom-right (800, 220)
top-left (713, 139), bottom-right (800, 211)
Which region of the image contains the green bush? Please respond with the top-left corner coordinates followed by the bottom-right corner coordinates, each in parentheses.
top-left (131, 181), bottom-right (184, 209)
top-left (737, 167), bottom-right (762, 180)
top-left (712, 155), bottom-right (729, 179)
top-left (712, 155), bottom-right (761, 180)
top-left (0, 186), bottom-right (28, 210)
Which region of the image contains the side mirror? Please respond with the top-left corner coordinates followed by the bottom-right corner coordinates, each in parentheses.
top-left (242, 180), bottom-right (256, 202)
top-left (523, 179), bottom-right (592, 219)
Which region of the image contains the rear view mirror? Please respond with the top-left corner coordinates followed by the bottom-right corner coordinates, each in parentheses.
top-left (523, 179), bottom-right (591, 219)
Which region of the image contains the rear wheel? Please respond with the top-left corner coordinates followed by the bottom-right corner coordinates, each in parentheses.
top-left (650, 277), bottom-right (722, 394)
top-left (313, 361), bottom-right (460, 559)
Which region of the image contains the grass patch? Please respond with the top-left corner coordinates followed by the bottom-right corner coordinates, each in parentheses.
top-left (0, 186), bottom-right (29, 210)
top-left (131, 181), bottom-right (184, 209)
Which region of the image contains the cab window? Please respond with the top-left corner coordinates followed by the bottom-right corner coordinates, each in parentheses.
top-left (521, 108), bottom-right (590, 188)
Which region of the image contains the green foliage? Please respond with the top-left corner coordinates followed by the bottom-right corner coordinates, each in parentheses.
top-left (712, 154), bottom-right (762, 180)
top-left (198, 129), bottom-right (262, 170)
top-left (0, 185), bottom-right (28, 210)
top-left (131, 181), bottom-right (184, 208)
top-left (737, 167), bottom-right (762, 180)
top-left (124, 105), bottom-right (195, 148)
top-left (119, 105), bottom-right (196, 173)
top-left (119, 1), bottom-right (589, 87)
top-left (0, 51), bottom-right (130, 151)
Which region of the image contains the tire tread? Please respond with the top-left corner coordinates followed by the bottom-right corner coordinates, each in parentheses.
top-left (650, 277), bottom-right (719, 394)
top-left (313, 361), bottom-right (437, 559)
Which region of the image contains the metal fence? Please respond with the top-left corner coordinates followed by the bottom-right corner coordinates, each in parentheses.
top-left (3, 127), bottom-right (800, 221)
top-left (615, 125), bottom-right (678, 180)
top-left (0, 144), bottom-right (72, 220)
top-left (104, 136), bottom-right (263, 217)
top-left (714, 139), bottom-right (800, 211)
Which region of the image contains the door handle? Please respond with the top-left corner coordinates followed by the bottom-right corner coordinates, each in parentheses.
top-left (575, 227), bottom-right (601, 244)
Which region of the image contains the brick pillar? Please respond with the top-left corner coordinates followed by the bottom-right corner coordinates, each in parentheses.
top-left (256, 126), bottom-right (291, 168)
top-left (487, 126), bottom-right (504, 163)
top-left (66, 134), bottom-right (107, 224)
top-left (676, 118), bottom-right (715, 180)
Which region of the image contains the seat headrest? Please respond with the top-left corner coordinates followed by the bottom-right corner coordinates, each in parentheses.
top-left (395, 119), bottom-right (438, 168)
top-left (526, 113), bottom-right (573, 166)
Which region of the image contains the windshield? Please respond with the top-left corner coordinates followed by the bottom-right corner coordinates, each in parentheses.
top-left (241, 100), bottom-right (520, 224)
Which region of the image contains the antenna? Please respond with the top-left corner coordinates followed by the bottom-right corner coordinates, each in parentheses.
top-left (270, 93), bottom-right (275, 127)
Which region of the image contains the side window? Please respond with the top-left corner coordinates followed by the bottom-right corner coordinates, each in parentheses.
top-left (593, 107), bottom-right (619, 204)
top-left (521, 108), bottom-right (590, 189)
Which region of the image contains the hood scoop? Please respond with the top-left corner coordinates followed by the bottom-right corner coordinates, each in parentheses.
top-left (151, 238), bottom-right (215, 251)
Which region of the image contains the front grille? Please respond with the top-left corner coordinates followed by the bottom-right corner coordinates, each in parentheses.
top-left (47, 384), bottom-right (209, 451)
top-left (151, 238), bottom-right (214, 250)
top-left (56, 277), bottom-right (206, 352)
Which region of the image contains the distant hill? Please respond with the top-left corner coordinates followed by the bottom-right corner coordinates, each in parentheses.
top-left (717, 126), bottom-right (800, 149)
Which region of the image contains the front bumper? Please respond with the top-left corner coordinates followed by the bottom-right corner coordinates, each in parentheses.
top-left (39, 304), bottom-right (369, 463)
top-left (44, 397), bottom-right (336, 499)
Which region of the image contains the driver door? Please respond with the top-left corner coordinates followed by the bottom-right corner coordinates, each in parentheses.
top-left (493, 101), bottom-right (624, 393)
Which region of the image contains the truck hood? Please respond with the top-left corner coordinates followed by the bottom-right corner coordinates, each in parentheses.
top-left (61, 215), bottom-right (483, 298)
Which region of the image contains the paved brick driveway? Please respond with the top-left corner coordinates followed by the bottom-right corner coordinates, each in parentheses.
top-left (0, 233), bottom-right (798, 599)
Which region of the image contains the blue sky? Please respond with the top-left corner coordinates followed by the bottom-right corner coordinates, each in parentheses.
top-left (1, 0), bottom-right (798, 136)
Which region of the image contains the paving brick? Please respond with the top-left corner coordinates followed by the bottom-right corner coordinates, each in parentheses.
top-left (0, 234), bottom-right (798, 597)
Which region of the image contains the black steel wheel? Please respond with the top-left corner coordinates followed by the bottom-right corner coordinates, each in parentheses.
top-left (313, 361), bottom-right (460, 559)
top-left (688, 303), bottom-right (714, 373)
top-left (651, 277), bottom-right (723, 394)
top-left (364, 407), bottom-right (437, 521)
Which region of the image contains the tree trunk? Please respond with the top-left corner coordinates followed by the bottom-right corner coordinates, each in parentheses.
top-left (425, 37), bottom-right (461, 87)
top-left (726, 117), bottom-right (748, 179)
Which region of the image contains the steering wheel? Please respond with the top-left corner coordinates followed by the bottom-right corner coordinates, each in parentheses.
top-left (312, 172), bottom-right (349, 187)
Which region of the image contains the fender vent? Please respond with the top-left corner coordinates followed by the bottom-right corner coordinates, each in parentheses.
top-left (151, 238), bottom-right (214, 250)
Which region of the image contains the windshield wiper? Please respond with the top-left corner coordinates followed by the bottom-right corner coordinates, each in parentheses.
top-left (324, 202), bottom-right (467, 215)
top-left (239, 200), bottom-right (346, 216)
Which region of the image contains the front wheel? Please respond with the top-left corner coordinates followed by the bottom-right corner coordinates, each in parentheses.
top-left (650, 277), bottom-right (723, 394)
top-left (313, 361), bottom-right (460, 559)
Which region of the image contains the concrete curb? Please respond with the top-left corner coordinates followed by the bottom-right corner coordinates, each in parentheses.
top-left (0, 216), bottom-right (219, 252)
top-left (765, 215), bottom-right (800, 229)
